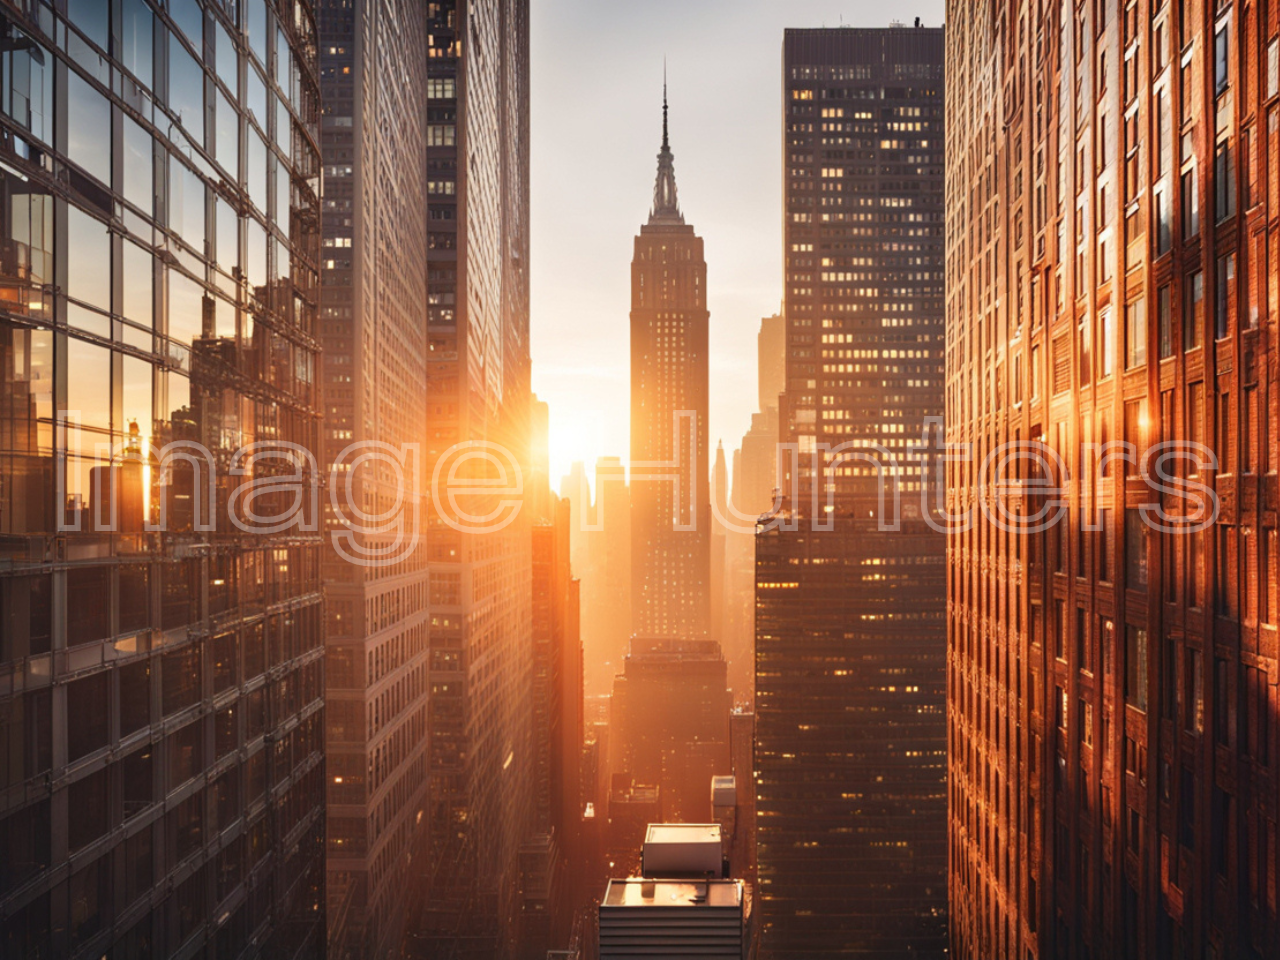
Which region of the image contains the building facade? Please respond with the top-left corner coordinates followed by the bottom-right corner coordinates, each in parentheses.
top-left (629, 90), bottom-right (712, 643)
top-left (413, 0), bottom-right (534, 954)
top-left (946, 1), bottom-right (1279, 958)
top-left (0, 0), bottom-right (326, 956)
top-left (523, 495), bottom-right (584, 956)
top-left (316, 1), bottom-right (430, 956)
top-left (755, 25), bottom-right (948, 958)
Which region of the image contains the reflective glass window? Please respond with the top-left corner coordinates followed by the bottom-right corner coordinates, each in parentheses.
top-left (247, 0), bottom-right (267, 66)
top-left (0, 162), bottom-right (54, 319)
top-left (66, 207), bottom-right (111, 312)
top-left (121, 745), bottom-right (153, 818)
top-left (122, 117), bottom-right (154, 214)
top-left (215, 20), bottom-right (238, 94)
top-left (216, 196), bottom-right (239, 274)
top-left (66, 671), bottom-right (109, 761)
top-left (63, 336), bottom-right (111, 431)
top-left (67, 0), bottom-right (109, 49)
top-left (167, 268), bottom-right (206, 345)
top-left (66, 566), bottom-right (110, 645)
top-left (170, 0), bottom-right (203, 48)
top-left (0, 31), bottom-right (53, 143)
top-left (0, 328), bottom-right (54, 536)
top-left (246, 65), bottom-right (267, 130)
top-left (168, 156), bottom-right (205, 252)
top-left (67, 768), bottom-right (109, 852)
top-left (216, 88), bottom-right (239, 174)
top-left (168, 31), bottom-right (205, 141)
top-left (122, 243), bottom-right (154, 328)
top-left (119, 0), bottom-right (153, 88)
top-left (66, 72), bottom-right (111, 185)
top-left (119, 658), bottom-right (151, 734)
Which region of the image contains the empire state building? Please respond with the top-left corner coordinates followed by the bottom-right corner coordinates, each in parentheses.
top-left (629, 89), bottom-right (712, 643)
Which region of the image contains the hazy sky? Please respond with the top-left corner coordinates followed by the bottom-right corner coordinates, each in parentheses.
top-left (529, 0), bottom-right (947, 486)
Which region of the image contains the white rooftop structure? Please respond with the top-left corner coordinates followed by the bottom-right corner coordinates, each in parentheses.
top-left (642, 823), bottom-right (722, 878)
top-left (711, 775), bottom-right (737, 808)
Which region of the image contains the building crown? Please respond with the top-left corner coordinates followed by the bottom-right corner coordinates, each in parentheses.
top-left (649, 74), bottom-right (684, 225)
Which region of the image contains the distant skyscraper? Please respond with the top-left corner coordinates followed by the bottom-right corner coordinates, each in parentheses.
top-left (947, 2), bottom-right (1279, 958)
top-left (0, 3), bottom-right (326, 957)
top-left (523, 496), bottom-right (585, 955)
top-left (613, 87), bottom-right (731, 836)
top-left (755, 26), bottom-right (947, 958)
top-left (711, 440), bottom-right (729, 649)
top-left (412, 0), bottom-right (534, 954)
top-left (736, 313), bottom-right (786, 521)
top-left (578, 456), bottom-right (632, 697)
top-left (630, 87), bottom-right (712, 643)
top-left (317, 1), bottom-right (430, 956)
top-left (610, 639), bottom-right (732, 823)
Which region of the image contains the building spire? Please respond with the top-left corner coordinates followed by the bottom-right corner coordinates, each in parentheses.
top-left (662, 60), bottom-right (669, 150)
top-left (650, 63), bottom-right (684, 225)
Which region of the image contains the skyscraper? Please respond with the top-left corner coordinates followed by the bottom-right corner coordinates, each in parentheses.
top-left (524, 495), bottom-right (584, 955)
top-left (630, 87), bottom-right (712, 643)
top-left (947, 2), bottom-right (1279, 958)
top-left (610, 87), bottom-right (731, 831)
top-left (755, 25), bottom-right (947, 957)
top-left (0, 0), bottom-right (326, 956)
top-left (317, 1), bottom-right (430, 956)
top-left (413, 0), bottom-right (534, 954)
top-left (735, 313), bottom-right (787, 519)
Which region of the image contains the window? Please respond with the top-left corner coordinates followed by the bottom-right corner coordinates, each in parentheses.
top-left (166, 720), bottom-right (204, 791)
top-left (1100, 509), bottom-right (1114, 581)
top-left (162, 643), bottom-right (202, 716)
top-left (1215, 140), bottom-right (1236, 222)
top-left (1215, 23), bottom-right (1230, 95)
top-left (427, 124), bottom-right (456, 147)
top-left (66, 567), bottom-right (110, 645)
top-left (168, 32), bottom-right (205, 141)
top-left (121, 745), bottom-right (153, 818)
top-left (68, 856), bottom-right (108, 947)
top-left (66, 72), bottom-right (111, 186)
top-left (1163, 636), bottom-right (1179, 720)
top-left (67, 672), bottom-right (109, 761)
top-left (120, 0), bottom-right (153, 88)
top-left (122, 117), bottom-right (154, 215)
top-left (1215, 658), bottom-right (1231, 745)
top-left (1126, 297), bottom-right (1147, 368)
top-left (1126, 625), bottom-right (1149, 711)
top-left (1185, 270), bottom-right (1204, 350)
top-left (1099, 309), bottom-right (1115, 378)
top-left (427, 78), bottom-right (456, 99)
top-left (1180, 765), bottom-right (1196, 848)
top-left (1182, 164), bottom-right (1199, 239)
top-left (1125, 508), bottom-right (1149, 588)
top-left (67, 768), bottom-right (109, 852)
top-left (1158, 284), bottom-right (1173, 358)
top-left (1186, 647), bottom-right (1204, 733)
top-left (170, 0), bottom-right (203, 47)
top-left (120, 659), bottom-right (151, 735)
top-left (66, 208), bottom-right (112, 314)
top-left (1216, 253), bottom-right (1235, 338)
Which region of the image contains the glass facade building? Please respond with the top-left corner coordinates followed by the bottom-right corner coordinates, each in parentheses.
top-left (755, 25), bottom-right (948, 958)
top-left (0, 0), bottom-right (325, 956)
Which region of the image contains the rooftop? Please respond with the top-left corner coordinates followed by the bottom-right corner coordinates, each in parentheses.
top-left (645, 823), bottom-right (720, 846)
top-left (601, 879), bottom-right (743, 909)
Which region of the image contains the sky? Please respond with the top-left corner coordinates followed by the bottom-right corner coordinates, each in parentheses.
top-left (529, 0), bottom-right (948, 488)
